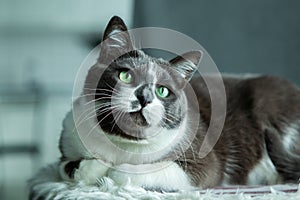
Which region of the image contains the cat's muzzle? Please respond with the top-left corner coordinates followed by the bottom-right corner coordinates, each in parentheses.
top-left (129, 110), bottom-right (149, 127)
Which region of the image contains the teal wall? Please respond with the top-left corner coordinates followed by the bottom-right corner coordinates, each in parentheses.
top-left (134, 0), bottom-right (300, 84)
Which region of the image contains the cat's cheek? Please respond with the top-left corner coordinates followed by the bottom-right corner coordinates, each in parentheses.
top-left (73, 159), bottom-right (111, 185)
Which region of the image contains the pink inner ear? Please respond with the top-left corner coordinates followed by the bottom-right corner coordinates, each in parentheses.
top-left (106, 31), bottom-right (129, 48)
top-left (170, 50), bottom-right (202, 67)
top-left (108, 29), bottom-right (122, 37)
top-left (180, 50), bottom-right (202, 67)
top-left (169, 51), bottom-right (202, 81)
top-left (102, 16), bottom-right (128, 41)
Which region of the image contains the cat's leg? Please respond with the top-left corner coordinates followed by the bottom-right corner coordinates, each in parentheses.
top-left (265, 130), bottom-right (300, 182)
top-left (59, 159), bottom-right (112, 185)
top-left (107, 161), bottom-right (194, 191)
top-left (282, 124), bottom-right (300, 155)
top-left (59, 160), bottom-right (81, 181)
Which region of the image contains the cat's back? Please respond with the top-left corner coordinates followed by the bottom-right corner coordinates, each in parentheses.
top-left (190, 73), bottom-right (300, 116)
top-left (191, 73), bottom-right (300, 135)
top-left (223, 75), bottom-right (300, 122)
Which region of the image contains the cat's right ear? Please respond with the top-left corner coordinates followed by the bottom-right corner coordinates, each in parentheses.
top-left (169, 50), bottom-right (202, 81)
top-left (99, 16), bottom-right (134, 64)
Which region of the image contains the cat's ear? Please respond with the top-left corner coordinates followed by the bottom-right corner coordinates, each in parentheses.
top-left (169, 50), bottom-right (202, 81)
top-left (99, 16), bottom-right (134, 64)
top-left (102, 16), bottom-right (131, 46)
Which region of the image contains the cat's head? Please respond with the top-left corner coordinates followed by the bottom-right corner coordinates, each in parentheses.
top-left (83, 16), bottom-right (202, 154)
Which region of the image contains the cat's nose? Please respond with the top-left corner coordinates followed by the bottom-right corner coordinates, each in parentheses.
top-left (137, 95), bottom-right (151, 107)
top-left (135, 86), bottom-right (153, 108)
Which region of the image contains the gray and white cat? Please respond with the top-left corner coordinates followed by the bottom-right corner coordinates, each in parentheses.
top-left (57, 16), bottom-right (300, 192)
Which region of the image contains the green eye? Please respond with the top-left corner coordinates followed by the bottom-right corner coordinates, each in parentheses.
top-left (119, 71), bottom-right (133, 83)
top-left (156, 86), bottom-right (170, 98)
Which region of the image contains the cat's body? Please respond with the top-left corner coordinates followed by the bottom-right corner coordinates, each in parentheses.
top-left (187, 74), bottom-right (300, 187)
top-left (57, 16), bottom-right (300, 191)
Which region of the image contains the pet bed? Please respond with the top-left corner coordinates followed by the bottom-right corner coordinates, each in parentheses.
top-left (29, 163), bottom-right (299, 200)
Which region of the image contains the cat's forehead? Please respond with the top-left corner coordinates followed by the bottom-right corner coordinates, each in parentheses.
top-left (117, 56), bottom-right (173, 82)
top-left (114, 49), bottom-right (166, 64)
top-left (116, 53), bottom-right (168, 67)
top-left (117, 57), bottom-right (166, 69)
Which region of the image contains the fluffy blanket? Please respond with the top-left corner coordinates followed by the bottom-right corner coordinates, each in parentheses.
top-left (29, 163), bottom-right (299, 200)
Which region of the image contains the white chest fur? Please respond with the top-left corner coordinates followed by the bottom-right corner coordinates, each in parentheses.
top-left (108, 161), bottom-right (193, 190)
top-left (64, 159), bottom-right (193, 191)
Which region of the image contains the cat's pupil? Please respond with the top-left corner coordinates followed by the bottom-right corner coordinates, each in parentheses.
top-left (156, 86), bottom-right (169, 98)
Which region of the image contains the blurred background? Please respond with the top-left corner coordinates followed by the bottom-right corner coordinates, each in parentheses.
top-left (0, 0), bottom-right (299, 199)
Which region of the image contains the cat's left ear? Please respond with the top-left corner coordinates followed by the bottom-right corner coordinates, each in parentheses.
top-left (99, 16), bottom-right (134, 64)
top-left (169, 50), bottom-right (202, 81)
top-left (102, 16), bottom-right (133, 48)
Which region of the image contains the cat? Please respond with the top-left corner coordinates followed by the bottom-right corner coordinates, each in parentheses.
top-left (56, 16), bottom-right (300, 192)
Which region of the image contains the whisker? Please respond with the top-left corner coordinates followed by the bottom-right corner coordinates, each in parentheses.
top-left (75, 103), bottom-right (118, 128)
top-left (83, 87), bottom-right (121, 95)
top-left (84, 97), bottom-right (113, 106)
top-left (187, 139), bottom-right (196, 162)
top-left (74, 104), bottom-right (107, 124)
top-left (77, 93), bottom-right (113, 99)
top-left (162, 116), bottom-right (175, 124)
top-left (178, 144), bottom-right (188, 170)
top-left (110, 110), bottom-right (126, 132)
top-left (164, 113), bottom-right (180, 120)
top-left (104, 82), bottom-right (117, 91)
top-left (82, 105), bottom-right (124, 141)
top-left (95, 88), bottom-right (121, 95)
top-left (75, 106), bottom-right (113, 129)
top-left (82, 119), bottom-right (102, 141)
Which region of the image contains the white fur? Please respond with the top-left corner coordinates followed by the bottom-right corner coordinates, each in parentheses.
top-left (142, 97), bottom-right (164, 126)
top-left (59, 109), bottom-right (92, 160)
top-left (59, 159), bottom-right (111, 184)
top-left (106, 29), bottom-right (129, 48)
top-left (108, 29), bottom-right (122, 36)
top-left (283, 123), bottom-right (300, 153)
top-left (73, 160), bottom-right (112, 185)
top-left (59, 159), bottom-right (193, 191)
top-left (104, 116), bottom-right (190, 163)
top-left (247, 151), bottom-right (280, 185)
top-left (107, 161), bottom-right (193, 190)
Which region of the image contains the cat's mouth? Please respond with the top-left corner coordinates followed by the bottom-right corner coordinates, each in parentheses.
top-left (129, 111), bottom-right (149, 127)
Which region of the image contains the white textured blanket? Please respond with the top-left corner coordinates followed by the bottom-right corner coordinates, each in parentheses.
top-left (29, 163), bottom-right (300, 200)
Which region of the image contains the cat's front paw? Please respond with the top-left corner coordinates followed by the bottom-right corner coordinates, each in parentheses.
top-left (74, 159), bottom-right (112, 185)
top-left (60, 159), bottom-right (111, 185)
top-left (107, 162), bottom-right (193, 191)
